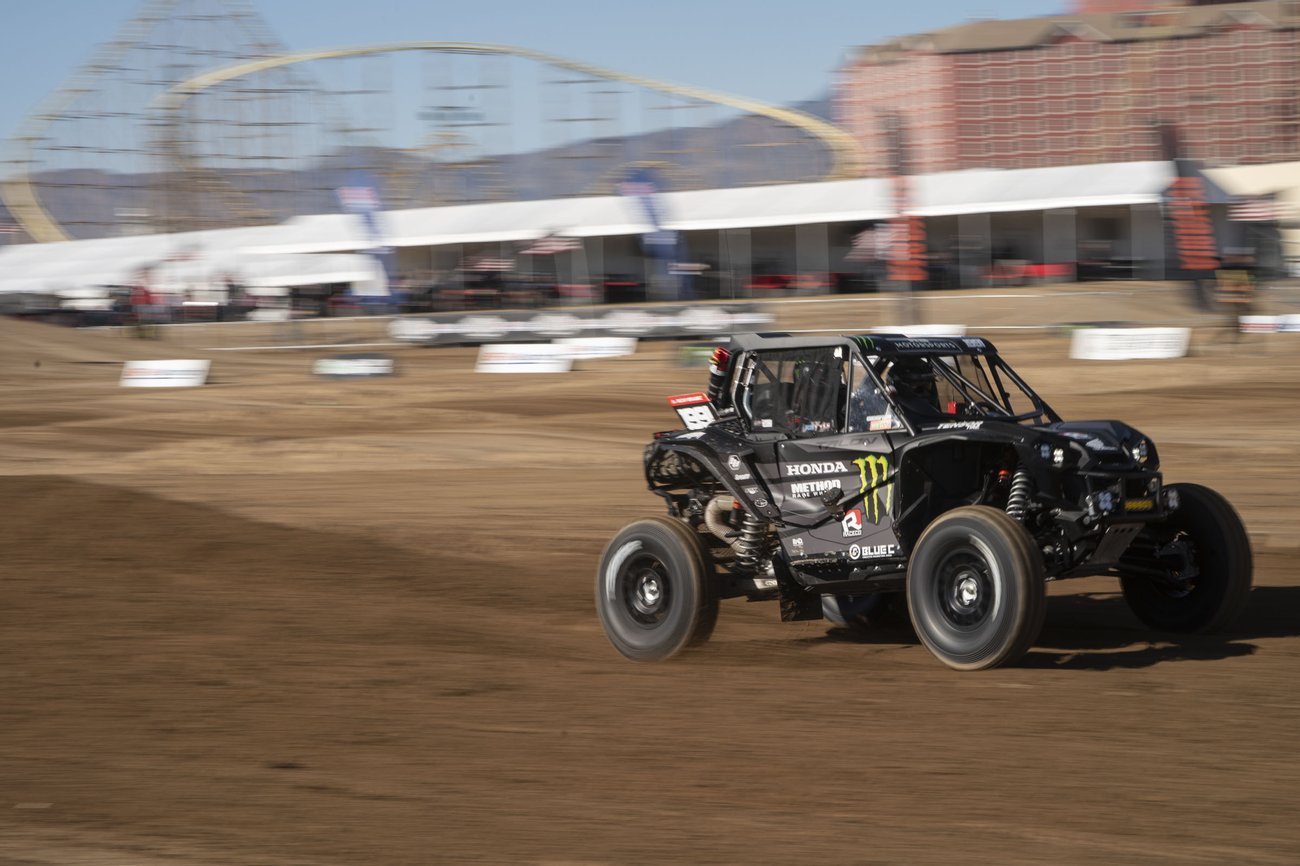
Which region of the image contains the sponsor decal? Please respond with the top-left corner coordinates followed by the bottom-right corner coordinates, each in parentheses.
top-left (673, 431), bottom-right (706, 440)
top-left (794, 555), bottom-right (839, 566)
top-left (789, 479), bottom-right (842, 499)
top-left (852, 455), bottom-right (893, 524)
top-left (937, 421), bottom-right (983, 430)
top-left (744, 486), bottom-right (761, 495)
top-left (1125, 498), bottom-right (1155, 512)
top-left (894, 338), bottom-right (962, 353)
top-left (786, 461), bottom-right (850, 476)
top-left (733, 473), bottom-right (752, 481)
top-left (667, 392), bottom-right (709, 407)
top-left (962, 338), bottom-right (986, 349)
top-left (868, 417), bottom-right (898, 432)
top-left (791, 537), bottom-right (804, 550)
top-left (841, 507), bottom-right (864, 538)
top-left (754, 498), bottom-right (768, 508)
top-left (727, 455), bottom-right (742, 471)
top-left (848, 543), bottom-right (900, 560)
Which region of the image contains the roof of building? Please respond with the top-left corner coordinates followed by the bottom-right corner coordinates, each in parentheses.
top-left (853, 1), bottom-right (1298, 62)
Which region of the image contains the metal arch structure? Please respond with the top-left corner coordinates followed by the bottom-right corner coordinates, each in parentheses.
top-left (6, 36), bottom-right (866, 244)
top-left (156, 42), bottom-right (866, 206)
top-left (157, 41), bottom-right (862, 175)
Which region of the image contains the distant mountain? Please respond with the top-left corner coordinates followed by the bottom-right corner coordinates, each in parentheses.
top-left (11, 92), bottom-right (842, 240)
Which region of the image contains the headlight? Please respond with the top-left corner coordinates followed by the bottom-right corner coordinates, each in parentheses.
top-left (1130, 439), bottom-right (1150, 465)
top-left (1085, 489), bottom-right (1117, 517)
top-left (1039, 444), bottom-right (1067, 468)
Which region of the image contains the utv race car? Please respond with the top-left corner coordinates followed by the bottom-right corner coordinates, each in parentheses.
top-left (596, 333), bottom-right (1252, 671)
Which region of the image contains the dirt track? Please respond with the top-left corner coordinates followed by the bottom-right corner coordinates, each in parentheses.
top-left (2, 283), bottom-right (1299, 865)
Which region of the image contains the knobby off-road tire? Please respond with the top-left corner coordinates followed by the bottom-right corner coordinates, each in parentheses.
top-left (595, 516), bottom-right (719, 661)
top-left (1120, 483), bottom-right (1252, 634)
top-left (907, 506), bottom-right (1046, 671)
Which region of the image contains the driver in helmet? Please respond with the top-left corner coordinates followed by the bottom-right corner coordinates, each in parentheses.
top-left (882, 357), bottom-right (941, 417)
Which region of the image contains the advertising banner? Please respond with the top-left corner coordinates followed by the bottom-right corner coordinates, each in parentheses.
top-left (312, 353), bottom-right (396, 378)
top-left (882, 113), bottom-right (927, 291)
top-left (120, 359), bottom-right (210, 388)
top-left (336, 170), bottom-right (391, 299)
top-left (475, 343), bottom-right (574, 374)
top-left (1158, 124), bottom-right (1220, 285)
top-left (1070, 328), bottom-right (1191, 361)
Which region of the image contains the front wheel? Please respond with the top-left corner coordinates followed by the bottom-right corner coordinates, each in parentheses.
top-left (1119, 483), bottom-right (1252, 634)
top-left (907, 506), bottom-right (1046, 671)
top-left (596, 517), bottom-right (719, 662)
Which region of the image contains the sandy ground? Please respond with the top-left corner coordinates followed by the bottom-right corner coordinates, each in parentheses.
top-left (2, 282), bottom-right (1299, 865)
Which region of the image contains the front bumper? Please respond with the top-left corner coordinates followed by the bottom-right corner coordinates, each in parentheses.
top-left (1077, 469), bottom-right (1171, 525)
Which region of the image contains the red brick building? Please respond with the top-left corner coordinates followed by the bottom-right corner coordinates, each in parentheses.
top-left (1073, 1), bottom-right (1251, 12)
top-left (835, 1), bottom-right (1300, 175)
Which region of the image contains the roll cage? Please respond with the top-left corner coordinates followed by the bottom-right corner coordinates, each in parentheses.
top-left (725, 333), bottom-right (1060, 436)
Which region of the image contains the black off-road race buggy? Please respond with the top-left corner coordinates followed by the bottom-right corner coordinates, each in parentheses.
top-left (596, 333), bottom-right (1253, 671)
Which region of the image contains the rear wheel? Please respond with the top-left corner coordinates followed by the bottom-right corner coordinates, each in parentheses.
top-left (596, 516), bottom-right (719, 661)
top-left (907, 506), bottom-right (1046, 671)
top-left (1119, 483), bottom-right (1252, 634)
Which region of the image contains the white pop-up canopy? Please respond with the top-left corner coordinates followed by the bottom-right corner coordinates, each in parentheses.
top-left (0, 159), bottom-right (1233, 293)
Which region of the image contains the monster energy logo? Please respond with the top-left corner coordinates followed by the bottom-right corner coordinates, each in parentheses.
top-left (853, 455), bottom-right (893, 524)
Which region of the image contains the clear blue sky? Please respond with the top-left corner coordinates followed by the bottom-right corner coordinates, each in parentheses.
top-left (1, 1), bottom-right (1059, 142)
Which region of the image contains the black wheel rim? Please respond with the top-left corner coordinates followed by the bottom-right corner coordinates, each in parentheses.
top-left (618, 553), bottom-right (673, 627)
top-left (933, 545), bottom-right (995, 630)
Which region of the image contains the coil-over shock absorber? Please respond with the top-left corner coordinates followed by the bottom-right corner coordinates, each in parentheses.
top-left (1005, 467), bottom-right (1032, 521)
top-left (733, 512), bottom-right (768, 572)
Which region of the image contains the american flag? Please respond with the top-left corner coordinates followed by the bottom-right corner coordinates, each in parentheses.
top-left (1229, 196), bottom-right (1281, 222)
top-left (468, 256), bottom-right (514, 272)
top-left (520, 235), bottom-right (582, 255)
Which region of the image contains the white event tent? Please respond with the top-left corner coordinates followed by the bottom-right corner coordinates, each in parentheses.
top-left (0, 159), bottom-right (1242, 301)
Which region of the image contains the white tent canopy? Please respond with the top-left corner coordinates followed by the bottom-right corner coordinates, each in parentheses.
top-left (243, 161), bottom-right (1186, 255)
top-left (0, 159), bottom-right (1219, 294)
top-left (0, 243), bottom-right (386, 298)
